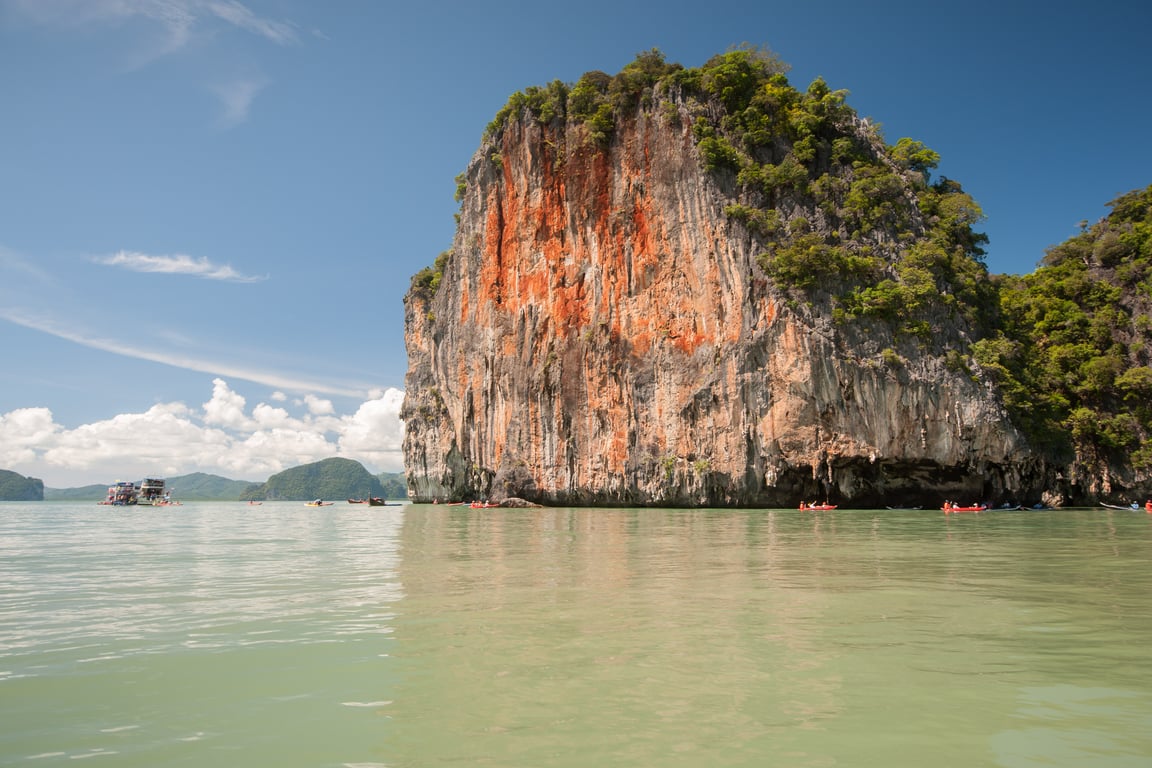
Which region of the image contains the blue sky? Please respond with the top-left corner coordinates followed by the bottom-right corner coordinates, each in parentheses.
top-left (1, 0), bottom-right (1149, 488)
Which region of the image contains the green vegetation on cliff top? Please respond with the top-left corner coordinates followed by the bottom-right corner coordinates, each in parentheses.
top-left (973, 186), bottom-right (1152, 473)
top-left (426, 46), bottom-right (994, 343)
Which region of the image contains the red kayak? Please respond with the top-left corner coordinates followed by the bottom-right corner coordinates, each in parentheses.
top-left (800, 503), bottom-right (837, 510)
top-left (943, 503), bottom-right (987, 513)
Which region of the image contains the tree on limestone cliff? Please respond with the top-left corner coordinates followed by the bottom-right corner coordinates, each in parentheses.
top-left (697, 45), bottom-right (787, 114)
top-left (486, 48), bottom-right (684, 147)
top-left (972, 185), bottom-right (1152, 478)
top-left (633, 47), bottom-right (998, 345)
top-left (410, 249), bottom-right (451, 303)
top-left (418, 46), bottom-right (997, 352)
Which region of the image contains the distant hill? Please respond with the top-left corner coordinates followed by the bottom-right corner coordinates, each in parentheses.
top-left (163, 473), bottom-right (263, 500)
top-left (44, 484), bottom-right (109, 501)
top-left (16, 463), bottom-right (409, 502)
top-left (44, 473), bottom-right (261, 501)
top-left (376, 472), bottom-right (407, 499)
top-left (0, 469), bottom-right (44, 501)
top-left (242, 458), bottom-right (387, 501)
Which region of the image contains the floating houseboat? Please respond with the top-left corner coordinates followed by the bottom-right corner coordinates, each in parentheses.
top-left (100, 481), bottom-right (138, 505)
top-left (99, 478), bottom-right (171, 505)
top-left (137, 478), bottom-right (167, 505)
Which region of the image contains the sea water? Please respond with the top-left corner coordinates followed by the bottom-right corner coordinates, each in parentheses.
top-left (1, 502), bottom-right (1150, 767)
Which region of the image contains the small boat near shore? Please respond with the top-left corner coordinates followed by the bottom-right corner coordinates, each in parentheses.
top-left (800, 502), bottom-right (837, 511)
top-left (306, 500), bottom-right (334, 507)
top-left (1100, 502), bottom-right (1144, 511)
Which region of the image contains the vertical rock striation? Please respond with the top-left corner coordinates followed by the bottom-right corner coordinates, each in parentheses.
top-left (403, 56), bottom-right (1034, 507)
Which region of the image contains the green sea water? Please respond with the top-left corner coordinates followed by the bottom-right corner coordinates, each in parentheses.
top-left (1, 502), bottom-right (1150, 767)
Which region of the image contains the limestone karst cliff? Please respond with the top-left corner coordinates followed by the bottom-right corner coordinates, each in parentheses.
top-left (401, 49), bottom-right (1054, 507)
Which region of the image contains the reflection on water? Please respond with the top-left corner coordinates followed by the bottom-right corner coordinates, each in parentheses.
top-left (1, 503), bottom-right (1150, 766)
top-left (992, 684), bottom-right (1152, 768)
top-left (389, 507), bottom-right (1152, 767)
top-left (0, 502), bottom-right (404, 767)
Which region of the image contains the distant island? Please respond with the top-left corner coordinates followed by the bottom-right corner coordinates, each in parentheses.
top-left (0, 458), bottom-right (407, 502)
top-left (0, 469), bottom-right (44, 501)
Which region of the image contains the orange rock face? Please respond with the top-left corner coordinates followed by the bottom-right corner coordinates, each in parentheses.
top-left (402, 108), bottom-right (1025, 507)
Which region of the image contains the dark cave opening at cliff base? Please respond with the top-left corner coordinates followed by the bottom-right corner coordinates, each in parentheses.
top-left (802, 457), bottom-right (1011, 509)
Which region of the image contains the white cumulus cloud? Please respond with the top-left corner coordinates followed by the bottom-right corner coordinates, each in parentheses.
top-left (337, 390), bottom-right (406, 471)
top-left (251, 402), bottom-right (292, 428)
top-left (203, 377), bottom-right (252, 429)
top-left (0, 408), bottom-right (63, 466)
top-left (302, 394), bottom-right (335, 416)
top-left (0, 380), bottom-right (406, 488)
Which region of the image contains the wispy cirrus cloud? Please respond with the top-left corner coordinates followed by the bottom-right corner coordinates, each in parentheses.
top-left (0, 244), bottom-right (53, 284)
top-left (95, 250), bottom-right (268, 282)
top-left (206, 0), bottom-right (297, 45)
top-left (0, 307), bottom-right (371, 398)
top-left (7, 0), bottom-right (298, 49)
top-left (7, 0), bottom-right (300, 121)
top-left (211, 76), bottom-right (267, 126)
